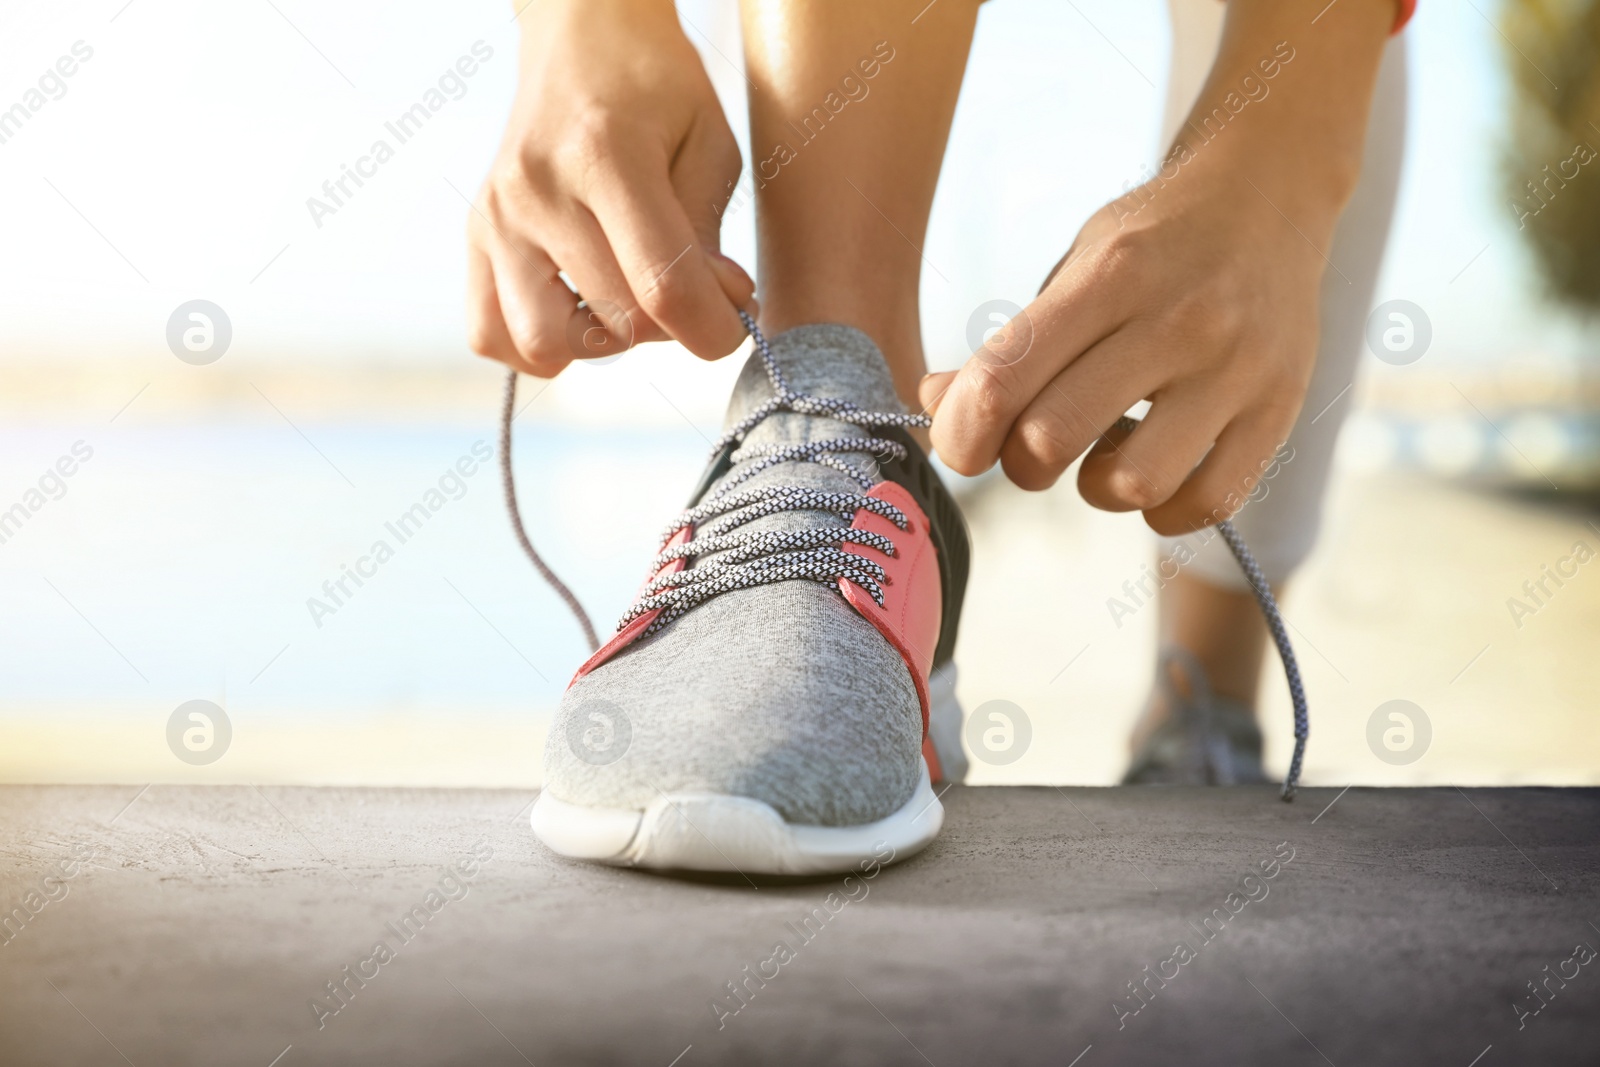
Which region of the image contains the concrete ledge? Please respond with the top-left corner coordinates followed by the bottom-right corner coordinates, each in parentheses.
top-left (2, 785), bottom-right (1596, 1065)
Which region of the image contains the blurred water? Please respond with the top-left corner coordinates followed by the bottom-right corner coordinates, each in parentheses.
top-left (0, 417), bottom-right (708, 721)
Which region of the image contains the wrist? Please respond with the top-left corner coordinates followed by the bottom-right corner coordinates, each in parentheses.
top-left (1177, 129), bottom-right (1354, 242)
top-left (1105, 146), bottom-right (1341, 280)
top-left (1162, 0), bottom-right (1392, 236)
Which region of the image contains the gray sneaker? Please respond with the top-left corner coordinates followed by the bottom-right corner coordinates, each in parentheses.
top-left (1123, 648), bottom-right (1269, 786)
top-left (530, 320), bottom-right (970, 875)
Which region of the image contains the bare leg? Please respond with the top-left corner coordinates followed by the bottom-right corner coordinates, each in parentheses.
top-left (739, 0), bottom-right (982, 405)
top-left (1128, 573), bottom-right (1279, 754)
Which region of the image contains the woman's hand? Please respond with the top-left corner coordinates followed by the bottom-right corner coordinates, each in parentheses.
top-left (922, 165), bottom-right (1327, 536)
top-left (920, 0), bottom-right (1392, 536)
top-left (467, 0), bottom-right (754, 378)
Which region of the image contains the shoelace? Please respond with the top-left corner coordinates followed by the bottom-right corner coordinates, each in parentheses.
top-left (499, 312), bottom-right (1308, 800)
top-left (618, 310), bottom-right (928, 637)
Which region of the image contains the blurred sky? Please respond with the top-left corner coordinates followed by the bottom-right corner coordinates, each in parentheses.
top-left (0, 0), bottom-right (1588, 370)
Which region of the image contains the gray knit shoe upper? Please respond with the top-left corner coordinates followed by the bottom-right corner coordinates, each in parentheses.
top-left (542, 325), bottom-right (926, 827)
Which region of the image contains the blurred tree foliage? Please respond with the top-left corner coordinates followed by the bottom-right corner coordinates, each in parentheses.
top-left (1501, 0), bottom-right (1600, 313)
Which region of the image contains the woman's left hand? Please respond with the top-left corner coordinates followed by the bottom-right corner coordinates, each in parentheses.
top-left (921, 163), bottom-right (1333, 536)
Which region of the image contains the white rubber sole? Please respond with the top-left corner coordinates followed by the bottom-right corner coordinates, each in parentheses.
top-left (531, 761), bottom-right (943, 876)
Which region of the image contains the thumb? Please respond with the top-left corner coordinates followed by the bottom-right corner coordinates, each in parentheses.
top-left (673, 118), bottom-right (757, 316)
top-left (707, 251), bottom-right (757, 316)
top-left (918, 370), bottom-right (957, 418)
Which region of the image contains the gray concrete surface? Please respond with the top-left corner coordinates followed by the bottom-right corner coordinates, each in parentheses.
top-left (1, 785), bottom-right (1596, 1066)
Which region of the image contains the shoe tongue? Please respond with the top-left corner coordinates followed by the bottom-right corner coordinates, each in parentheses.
top-left (691, 323), bottom-right (906, 558)
top-left (722, 323), bottom-right (906, 446)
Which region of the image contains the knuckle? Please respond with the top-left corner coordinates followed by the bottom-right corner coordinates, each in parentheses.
top-left (570, 104), bottom-right (623, 145)
top-left (556, 107), bottom-right (626, 177)
top-left (1173, 292), bottom-right (1241, 347)
top-left (486, 157), bottom-right (535, 205)
top-left (591, 302), bottom-right (642, 347)
top-left (1094, 229), bottom-right (1148, 275)
top-left (503, 314), bottom-right (560, 366)
top-left (567, 301), bottom-right (639, 359)
top-left (528, 332), bottom-right (569, 366)
top-left (480, 164), bottom-right (554, 236)
top-left (1107, 465), bottom-right (1169, 511)
top-left (959, 364), bottom-right (1023, 426)
top-left (1000, 448), bottom-right (1060, 492)
top-left (637, 262), bottom-right (695, 318)
top-left (1014, 409), bottom-right (1084, 474)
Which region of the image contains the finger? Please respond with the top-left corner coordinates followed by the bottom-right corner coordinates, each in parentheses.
top-left (1038, 239), bottom-right (1095, 294)
top-left (671, 122), bottom-right (758, 321)
top-left (465, 244), bottom-right (531, 373)
top-left (586, 145), bottom-right (748, 359)
top-left (485, 234), bottom-right (582, 377)
top-left (1141, 408), bottom-right (1298, 537)
top-left (1077, 385), bottom-right (1234, 515)
top-left (930, 249), bottom-right (1134, 476)
top-left (918, 370), bottom-right (957, 417)
top-left (707, 252), bottom-right (757, 317)
top-left (997, 333), bottom-right (1168, 491)
top-left (673, 115), bottom-right (742, 254)
top-left (566, 300), bottom-right (639, 362)
top-left (541, 206), bottom-right (668, 352)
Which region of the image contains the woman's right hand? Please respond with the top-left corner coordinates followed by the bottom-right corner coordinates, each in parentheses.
top-left (466, 0), bottom-right (755, 378)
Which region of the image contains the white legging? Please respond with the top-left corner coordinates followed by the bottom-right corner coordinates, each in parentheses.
top-left (1158, 0), bottom-right (1409, 589)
